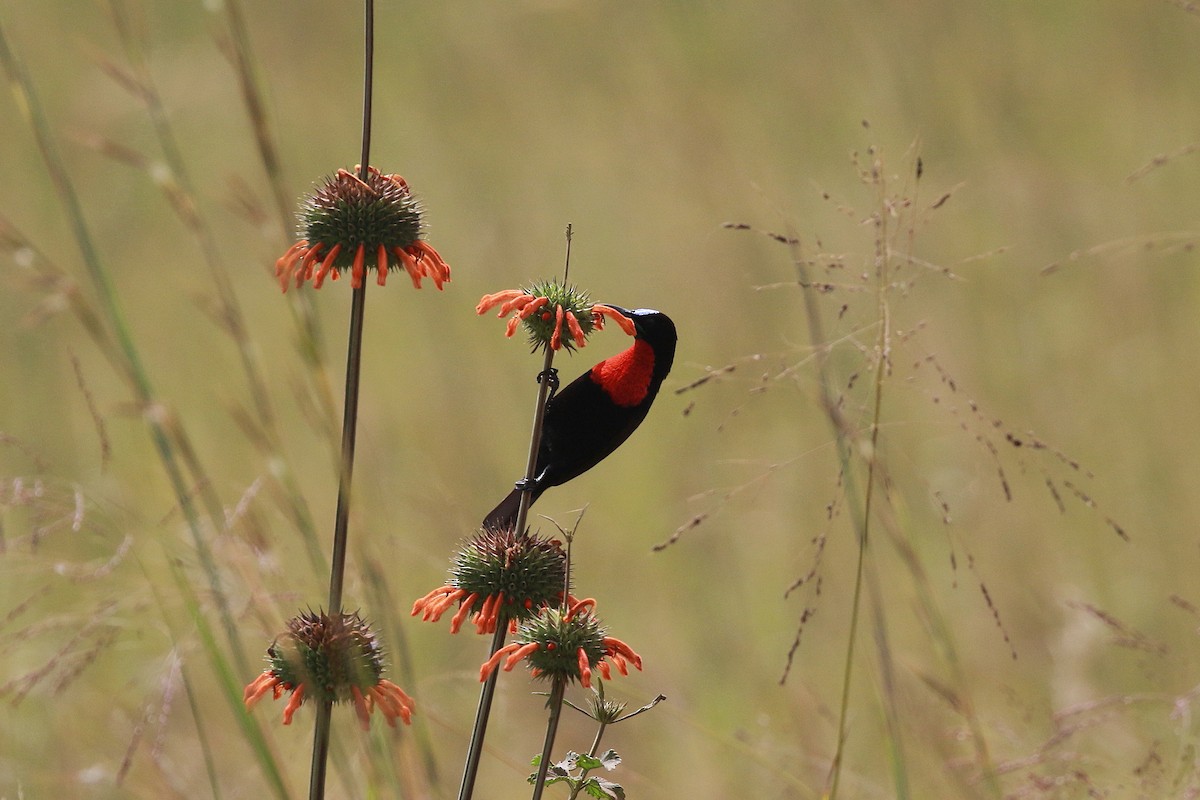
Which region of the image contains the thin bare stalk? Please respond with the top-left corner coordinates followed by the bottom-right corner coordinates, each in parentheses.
top-left (459, 344), bottom-right (558, 800)
top-left (564, 718), bottom-right (610, 800)
top-left (824, 181), bottom-right (901, 798)
top-left (307, 4), bottom-right (374, 799)
top-left (530, 677), bottom-right (569, 800)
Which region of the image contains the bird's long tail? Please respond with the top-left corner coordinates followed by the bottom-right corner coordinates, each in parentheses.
top-left (482, 485), bottom-right (542, 531)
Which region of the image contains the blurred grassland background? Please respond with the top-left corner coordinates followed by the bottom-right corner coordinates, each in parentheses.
top-left (2, 1), bottom-right (1200, 798)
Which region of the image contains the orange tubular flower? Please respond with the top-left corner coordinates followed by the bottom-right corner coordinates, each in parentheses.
top-left (412, 527), bottom-right (568, 635)
top-left (274, 166), bottom-right (451, 292)
top-left (476, 281), bottom-right (634, 353)
top-left (242, 610), bottom-right (414, 728)
top-left (477, 607), bottom-right (643, 690)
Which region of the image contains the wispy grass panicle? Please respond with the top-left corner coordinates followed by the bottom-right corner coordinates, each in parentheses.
top-left (677, 141), bottom-right (1040, 799)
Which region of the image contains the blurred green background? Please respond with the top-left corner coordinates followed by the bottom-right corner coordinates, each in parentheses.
top-left (2, 1), bottom-right (1200, 798)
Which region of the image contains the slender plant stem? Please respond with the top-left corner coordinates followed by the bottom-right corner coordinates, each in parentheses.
top-left (564, 719), bottom-right (609, 800)
top-left (326, 282), bottom-right (368, 615)
top-left (458, 621), bottom-right (509, 800)
top-left (530, 677), bottom-right (569, 800)
top-left (307, 4), bottom-right (374, 800)
top-left (783, 225), bottom-right (880, 800)
top-left (821, 165), bottom-right (910, 799)
top-left (459, 345), bottom-right (558, 800)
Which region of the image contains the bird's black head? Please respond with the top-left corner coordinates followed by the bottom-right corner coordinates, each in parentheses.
top-left (604, 305), bottom-right (677, 377)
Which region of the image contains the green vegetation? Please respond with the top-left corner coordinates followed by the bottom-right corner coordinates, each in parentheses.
top-left (2, 2), bottom-right (1199, 797)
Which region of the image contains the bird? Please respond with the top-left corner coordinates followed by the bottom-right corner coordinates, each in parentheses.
top-left (483, 305), bottom-right (677, 531)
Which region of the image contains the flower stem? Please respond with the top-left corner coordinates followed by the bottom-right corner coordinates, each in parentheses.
top-left (459, 345), bottom-right (557, 800)
top-left (308, 3), bottom-right (374, 800)
top-left (530, 677), bottom-right (568, 800)
top-left (564, 719), bottom-right (609, 800)
top-left (326, 282), bottom-right (368, 615)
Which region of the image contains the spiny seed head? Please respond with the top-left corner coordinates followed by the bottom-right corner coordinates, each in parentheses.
top-left (476, 282), bottom-right (636, 351)
top-left (521, 280), bottom-right (597, 353)
top-left (451, 528), bottom-right (568, 624)
top-left (591, 694), bottom-right (628, 724)
top-left (518, 607), bottom-right (607, 682)
top-left (266, 610), bottom-right (386, 705)
top-left (299, 167), bottom-right (422, 271)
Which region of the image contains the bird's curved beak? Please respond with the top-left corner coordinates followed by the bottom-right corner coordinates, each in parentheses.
top-left (603, 304), bottom-right (632, 317)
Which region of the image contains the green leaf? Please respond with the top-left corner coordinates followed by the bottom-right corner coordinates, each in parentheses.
top-left (575, 753), bottom-right (605, 772)
top-left (527, 771), bottom-right (572, 786)
top-left (556, 750), bottom-right (581, 772)
top-left (583, 776), bottom-right (626, 799)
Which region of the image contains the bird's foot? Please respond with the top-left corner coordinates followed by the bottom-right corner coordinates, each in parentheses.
top-left (537, 367), bottom-right (560, 399)
top-left (514, 477), bottom-right (535, 493)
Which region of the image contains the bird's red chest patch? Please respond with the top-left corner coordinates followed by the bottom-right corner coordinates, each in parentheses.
top-left (590, 340), bottom-right (655, 407)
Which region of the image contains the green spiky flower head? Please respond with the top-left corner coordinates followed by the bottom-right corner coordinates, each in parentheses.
top-left (244, 610), bottom-right (414, 728)
top-left (476, 281), bottom-right (635, 352)
top-left (267, 610), bottom-right (385, 704)
top-left (452, 527), bottom-right (568, 624)
top-left (275, 166), bottom-right (450, 291)
top-left (519, 607), bottom-right (608, 681)
top-left (412, 528), bottom-right (569, 635)
top-left (478, 603), bottom-right (643, 688)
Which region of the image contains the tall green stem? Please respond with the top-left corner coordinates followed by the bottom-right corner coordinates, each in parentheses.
top-left (530, 678), bottom-right (568, 800)
top-left (459, 345), bottom-right (557, 800)
top-left (307, 3), bottom-right (374, 799)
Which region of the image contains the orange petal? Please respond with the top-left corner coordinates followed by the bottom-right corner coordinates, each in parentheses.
top-left (412, 585), bottom-right (453, 616)
top-left (577, 647), bottom-right (593, 688)
top-left (371, 684), bottom-right (411, 727)
top-left (502, 642), bottom-right (540, 671)
top-left (449, 592), bottom-right (479, 634)
top-left (498, 293), bottom-right (535, 317)
top-left (394, 246), bottom-right (423, 288)
top-left (476, 289), bottom-right (524, 315)
top-left (516, 296), bottom-right (549, 320)
top-left (593, 304), bottom-right (637, 336)
top-left (565, 311), bottom-right (587, 347)
top-left (350, 243), bottom-right (366, 288)
top-left (298, 245), bottom-right (324, 288)
top-left (604, 636), bottom-right (643, 670)
top-left (411, 240), bottom-right (450, 289)
top-left (566, 597), bottom-right (596, 621)
top-left (480, 642), bottom-right (522, 681)
top-left (376, 244), bottom-right (389, 286)
top-left (351, 685), bottom-right (372, 731)
top-left (313, 243), bottom-right (342, 289)
top-left (275, 241), bottom-right (308, 290)
top-left (281, 683), bottom-right (306, 725)
top-left (550, 305), bottom-right (564, 350)
top-left (243, 671), bottom-right (279, 708)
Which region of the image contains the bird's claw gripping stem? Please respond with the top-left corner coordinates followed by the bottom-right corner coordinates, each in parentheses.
top-left (537, 367), bottom-right (560, 401)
